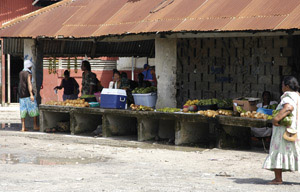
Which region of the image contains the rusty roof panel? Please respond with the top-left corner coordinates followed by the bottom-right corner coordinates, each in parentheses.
top-left (131, 20), bottom-right (184, 33)
top-left (56, 25), bottom-right (99, 37)
top-left (24, 6), bottom-right (81, 37)
top-left (175, 18), bottom-right (232, 32)
top-left (93, 23), bottom-right (137, 37)
top-left (276, 3), bottom-right (300, 30)
top-left (187, 0), bottom-right (251, 18)
top-left (102, 0), bottom-right (162, 24)
top-left (1, 0), bottom-right (300, 38)
top-left (223, 16), bottom-right (287, 31)
top-left (64, 0), bottom-right (127, 26)
top-left (144, 0), bottom-right (207, 21)
top-left (237, 0), bottom-right (300, 17)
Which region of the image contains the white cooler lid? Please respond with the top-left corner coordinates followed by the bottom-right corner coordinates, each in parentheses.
top-left (101, 88), bottom-right (127, 96)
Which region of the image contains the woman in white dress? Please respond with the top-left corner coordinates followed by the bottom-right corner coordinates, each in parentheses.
top-left (263, 76), bottom-right (300, 184)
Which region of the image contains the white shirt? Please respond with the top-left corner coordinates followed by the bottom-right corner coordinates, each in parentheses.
top-left (109, 81), bottom-right (119, 89)
top-left (256, 101), bottom-right (278, 108)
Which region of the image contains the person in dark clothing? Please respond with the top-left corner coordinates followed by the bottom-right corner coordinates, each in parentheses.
top-left (120, 72), bottom-right (130, 89)
top-left (81, 60), bottom-right (97, 95)
top-left (54, 70), bottom-right (79, 101)
top-left (18, 60), bottom-right (39, 132)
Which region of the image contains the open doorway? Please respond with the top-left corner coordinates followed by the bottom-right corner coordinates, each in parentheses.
top-left (7, 55), bottom-right (23, 103)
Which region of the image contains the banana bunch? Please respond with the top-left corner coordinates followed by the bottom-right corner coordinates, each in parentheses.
top-left (184, 99), bottom-right (199, 106)
top-left (156, 108), bottom-right (181, 113)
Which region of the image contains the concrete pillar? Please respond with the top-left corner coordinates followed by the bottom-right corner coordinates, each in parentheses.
top-left (155, 38), bottom-right (177, 108)
top-left (175, 121), bottom-right (210, 145)
top-left (102, 114), bottom-right (137, 137)
top-left (137, 117), bottom-right (159, 141)
top-left (24, 39), bottom-right (44, 105)
top-left (70, 111), bottom-right (102, 135)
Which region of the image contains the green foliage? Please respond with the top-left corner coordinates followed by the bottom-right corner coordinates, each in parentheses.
top-left (132, 86), bottom-right (157, 94)
top-left (266, 104), bottom-right (278, 110)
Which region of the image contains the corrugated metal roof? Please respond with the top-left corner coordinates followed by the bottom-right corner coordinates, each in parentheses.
top-left (0, 0), bottom-right (39, 27)
top-left (1, 0), bottom-right (300, 38)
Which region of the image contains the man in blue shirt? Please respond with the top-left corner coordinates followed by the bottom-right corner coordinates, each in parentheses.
top-left (142, 64), bottom-right (153, 81)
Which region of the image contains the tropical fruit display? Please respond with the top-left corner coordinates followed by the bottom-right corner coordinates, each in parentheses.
top-left (217, 99), bottom-right (233, 109)
top-left (240, 111), bottom-right (269, 120)
top-left (45, 99), bottom-right (90, 107)
top-left (130, 104), bottom-right (154, 111)
top-left (197, 98), bottom-right (218, 106)
top-left (184, 99), bottom-right (199, 106)
top-left (197, 109), bottom-right (233, 118)
top-left (197, 110), bottom-right (219, 117)
top-left (184, 99), bottom-right (232, 108)
top-left (132, 86), bottom-right (157, 94)
top-left (156, 108), bottom-right (181, 113)
top-left (217, 109), bottom-right (233, 116)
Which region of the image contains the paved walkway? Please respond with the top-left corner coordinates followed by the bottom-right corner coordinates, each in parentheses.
top-left (0, 130), bottom-right (300, 192)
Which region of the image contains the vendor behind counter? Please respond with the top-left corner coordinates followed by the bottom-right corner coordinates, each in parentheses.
top-left (251, 91), bottom-right (278, 138)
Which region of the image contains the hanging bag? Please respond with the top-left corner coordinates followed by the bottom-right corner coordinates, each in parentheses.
top-left (283, 128), bottom-right (297, 142)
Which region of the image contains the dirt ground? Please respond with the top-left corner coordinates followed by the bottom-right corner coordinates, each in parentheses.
top-left (0, 131), bottom-right (300, 192)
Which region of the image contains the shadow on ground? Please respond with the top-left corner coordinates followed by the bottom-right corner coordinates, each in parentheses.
top-left (231, 178), bottom-right (300, 185)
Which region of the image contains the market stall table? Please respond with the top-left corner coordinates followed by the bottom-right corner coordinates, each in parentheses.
top-left (39, 105), bottom-right (272, 147)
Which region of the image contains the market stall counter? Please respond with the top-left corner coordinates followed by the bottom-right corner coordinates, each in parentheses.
top-left (39, 104), bottom-right (272, 148)
top-left (39, 105), bottom-right (72, 133)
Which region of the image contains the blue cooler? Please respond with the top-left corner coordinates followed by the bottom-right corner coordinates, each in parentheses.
top-left (100, 88), bottom-right (127, 109)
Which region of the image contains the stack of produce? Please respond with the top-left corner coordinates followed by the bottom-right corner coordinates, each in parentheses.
top-left (156, 108), bottom-right (181, 113)
top-left (197, 110), bottom-right (219, 117)
top-left (197, 109), bottom-right (233, 117)
top-left (184, 99), bottom-right (200, 106)
top-left (217, 109), bottom-right (233, 116)
top-left (132, 86), bottom-right (157, 94)
top-left (130, 104), bottom-right (154, 111)
top-left (45, 99), bottom-right (90, 107)
top-left (217, 99), bottom-right (233, 109)
top-left (197, 98), bottom-right (218, 106)
top-left (183, 100), bottom-right (199, 112)
top-left (240, 111), bottom-right (269, 120)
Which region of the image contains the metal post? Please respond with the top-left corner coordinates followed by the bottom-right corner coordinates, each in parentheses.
top-left (7, 54), bottom-right (10, 104)
top-left (131, 56), bottom-right (134, 81)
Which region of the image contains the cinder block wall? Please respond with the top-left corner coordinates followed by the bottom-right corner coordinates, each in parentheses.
top-left (176, 36), bottom-right (298, 107)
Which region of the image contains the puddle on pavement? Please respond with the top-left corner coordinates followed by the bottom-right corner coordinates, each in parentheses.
top-left (103, 135), bottom-right (205, 152)
top-left (0, 153), bottom-right (109, 165)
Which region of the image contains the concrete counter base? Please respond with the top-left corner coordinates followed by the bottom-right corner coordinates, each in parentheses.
top-left (39, 105), bottom-right (271, 148)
